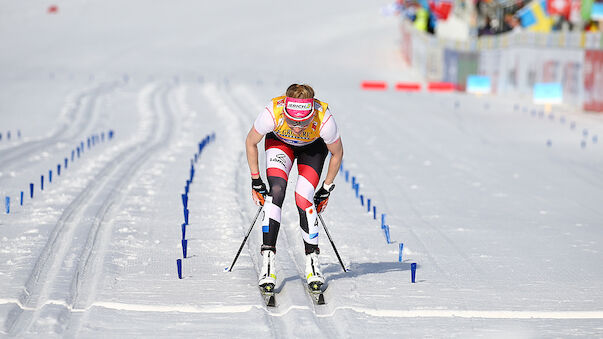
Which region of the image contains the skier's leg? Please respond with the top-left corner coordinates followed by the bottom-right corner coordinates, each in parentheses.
top-left (294, 138), bottom-right (329, 255)
top-left (262, 134), bottom-right (294, 251)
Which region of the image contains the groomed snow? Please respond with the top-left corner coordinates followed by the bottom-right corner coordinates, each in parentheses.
top-left (1, 0), bottom-right (602, 337)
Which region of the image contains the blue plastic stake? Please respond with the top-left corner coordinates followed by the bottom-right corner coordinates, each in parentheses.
top-left (101, 132), bottom-right (105, 142)
top-left (71, 150), bottom-right (75, 162)
top-left (373, 206), bottom-right (377, 220)
top-left (398, 243), bottom-right (404, 262)
top-left (5, 197), bottom-right (9, 214)
top-left (184, 208), bottom-right (189, 225)
top-left (109, 130), bottom-right (114, 139)
top-left (41, 175), bottom-right (44, 191)
top-left (7, 131), bottom-right (10, 140)
top-left (182, 239), bottom-right (188, 258)
top-left (65, 158), bottom-right (68, 169)
top-left (20, 191), bottom-right (23, 206)
top-left (354, 184), bottom-right (359, 198)
top-left (57, 164), bottom-right (61, 176)
top-left (30, 183), bottom-right (34, 198)
top-left (360, 195), bottom-right (364, 206)
top-left (381, 213), bottom-right (386, 228)
top-left (181, 194), bottom-right (188, 209)
top-left (177, 259), bottom-right (183, 279)
top-left (411, 263), bottom-right (417, 283)
top-left (384, 225), bottom-right (391, 244)
top-left (352, 176), bottom-right (356, 187)
top-left (367, 198), bottom-right (371, 212)
top-left (345, 170), bottom-right (349, 182)
top-left (49, 170), bottom-right (52, 183)
top-left (77, 147), bottom-right (80, 158)
top-left (182, 223), bottom-right (186, 240)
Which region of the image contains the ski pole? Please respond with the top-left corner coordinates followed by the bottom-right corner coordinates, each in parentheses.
top-left (317, 213), bottom-right (347, 273)
top-left (227, 206), bottom-right (263, 272)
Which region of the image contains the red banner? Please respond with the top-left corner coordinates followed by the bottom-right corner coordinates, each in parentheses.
top-left (584, 50), bottom-right (603, 112)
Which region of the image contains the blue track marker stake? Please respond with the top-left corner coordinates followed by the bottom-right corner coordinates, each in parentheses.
top-left (77, 147), bottom-right (80, 158)
top-left (384, 225), bottom-right (391, 243)
top-left (18, 130), bottom-right (21, 138)
top-left (177, 259), bottom-right (183, 279)
top-left (49, 170), bottom-right (52, 183)
top-left (345, 171), bottom-right (349, 182)
top-left (65, 158), bottom-right (68, 169)
top-left (181, 194), bottom-right (188, 209)
top-left (109, 130), bottom-right (114, 139)
top-left (5, 197), bottom-right (9, 214)
top-left (101, 132), bottom-right (105, 142)
top-left (80, 141), bottom-right (84, 152)
top-left (0, 133), bottom-right (2, 140)
top-left (381, 214), bottom-right (386, 228)
top-left (367, 198), bottom-right (371, 212)
top-left (57, 164), bottom-right (61, 176)
top-left (182, 239), bottom-right (188, 258)
top-left (354, 184), bottom-right (359, 198)
top-left (184, 208), bottom-right (189, 225)
top-left (398, 243), bottom-right (404, 262)
top-left (373, 206), bottom-right (376, 220)
top-left (71, 150), bottom-right (75, 162)
top-left (30, 183), bottom-right (34, 198)
top-left (41, 175), bottom-right (44, 191)
top-left (87, 138), bottom-right (90, 149)
top-left (7, 131), bottom-right (10, 140)
top-left (360, 194), bottom-right (364, 206)
top-left (182, 223), bottom-right (186, 240)
top-left (20, 191), bottom-right (23, 206)
top-left (352, 176), bottom-right (356, 187)
top-left (411, 263), bottom-right (417, 283)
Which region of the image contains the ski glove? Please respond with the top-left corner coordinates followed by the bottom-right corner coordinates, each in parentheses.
top-left (252, 177), bottom-right (268, 206)
top-left (314, 182), bottom-right (335, 213)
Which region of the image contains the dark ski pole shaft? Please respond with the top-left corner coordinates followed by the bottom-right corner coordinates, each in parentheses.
top-left (318, 213), bottom-right (347, 273)
top-left (227, 206), bottom-right (263, 272)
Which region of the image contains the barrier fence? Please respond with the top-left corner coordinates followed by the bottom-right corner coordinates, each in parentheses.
top-left (400, 19), bottom-right (603, 112)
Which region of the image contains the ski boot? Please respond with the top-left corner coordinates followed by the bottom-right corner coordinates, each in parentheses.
top-left (258, 246), bottom-right (276, 293)
top-left (305, 250), bottom-right (325, 292)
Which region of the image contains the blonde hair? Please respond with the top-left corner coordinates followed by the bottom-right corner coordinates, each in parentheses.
top-left (286, 84), bottom-right (314, 99)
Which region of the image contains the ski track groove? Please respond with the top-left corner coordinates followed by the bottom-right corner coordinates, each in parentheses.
top-left (64, 81), bottom-right (176, 337)
top-left (222, 82), bottom-right (344, 337)
top-left (0, 81), bottom-right (119, 175)
top-left (3, 81), bottom-right (174, 337)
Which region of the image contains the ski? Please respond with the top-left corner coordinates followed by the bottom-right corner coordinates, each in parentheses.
top-left (260, 284), bottom-right (276, 307)
top-left (307, 283), bottom-right (326, 305)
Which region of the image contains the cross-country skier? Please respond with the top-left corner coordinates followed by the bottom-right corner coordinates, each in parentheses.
top-left (245, 83), bottom-right (343, 293)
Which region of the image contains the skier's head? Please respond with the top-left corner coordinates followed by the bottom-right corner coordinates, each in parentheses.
top-left (284, 84), bottom-right (315, 130)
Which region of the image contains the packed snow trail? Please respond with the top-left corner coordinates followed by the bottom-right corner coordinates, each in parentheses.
top-left (1, 0), bottom-right (603, 337)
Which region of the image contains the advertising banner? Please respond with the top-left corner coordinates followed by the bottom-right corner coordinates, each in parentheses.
top-left (584, 50), bottom-right (603, 112)
top-left (401, 23), bottom-right (412, 65)
top-left (456, 51), bottom-right (479, 91)
top-left (478, 49), bottom-right (501, 94)
top-left (467, 75), bottom-right (492, 94)
top-left (443, 48), bottom-right (458, 84)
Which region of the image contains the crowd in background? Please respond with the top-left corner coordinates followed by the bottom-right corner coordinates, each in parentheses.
top-left (398, 0), bottom-right (602, 37)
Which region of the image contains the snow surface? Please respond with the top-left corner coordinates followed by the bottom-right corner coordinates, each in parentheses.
top-left (1, 0), bottom-right (603, 337)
